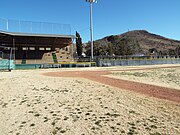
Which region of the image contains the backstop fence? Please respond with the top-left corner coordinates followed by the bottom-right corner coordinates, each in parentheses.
top-left (0, 18), bottom-right (71, 35)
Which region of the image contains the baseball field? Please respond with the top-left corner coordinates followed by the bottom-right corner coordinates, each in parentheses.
top-left (0, 64), bottom-right (180, 135)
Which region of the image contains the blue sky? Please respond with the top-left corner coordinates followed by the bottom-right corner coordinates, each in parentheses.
top-left (0, 0), bottom-right (180, 42)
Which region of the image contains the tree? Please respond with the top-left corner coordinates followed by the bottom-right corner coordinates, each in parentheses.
top-left (168, 49), bottom-right (176, 56)
top-left (106, 43), bottom-right (115, 55)
top-left (149, 48), bottom-right (158, 54)
top-left (158, 51), bottom-right (163, 56)
top-left (84, 35), bottom-right (142, 56)
top-left (107, 35), bottom-right (119, 45)
top-left (85, 41), bottom-right (108, 56)
top-left (114, 37), bottom-right (141, 56)
top-left (175, 45), bottom-right (180, 55)
top-left (76, 31), bottom-right (83, 57)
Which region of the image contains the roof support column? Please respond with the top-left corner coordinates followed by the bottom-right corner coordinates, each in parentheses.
top-left (71, 37), bottom-right (75, 61)
top-left (13, 37), bottom-right (15, 61)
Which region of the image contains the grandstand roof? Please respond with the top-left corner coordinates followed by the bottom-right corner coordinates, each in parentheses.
top-left (0, 30), bottom-right (74, 38)
top-left (0, 30), bottom-right (75, 46)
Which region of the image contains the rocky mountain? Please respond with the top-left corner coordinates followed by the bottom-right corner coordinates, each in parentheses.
top-left (88, 30), bottom-right (180, 56)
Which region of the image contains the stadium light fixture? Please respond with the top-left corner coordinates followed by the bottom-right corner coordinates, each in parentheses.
top-left (85, 0), bottom-right (97, 60)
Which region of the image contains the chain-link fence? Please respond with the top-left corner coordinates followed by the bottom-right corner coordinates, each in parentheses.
top-left (93, 55), bottom-right (180, 67)
top-left (0, 18), bottom-right (71, 35)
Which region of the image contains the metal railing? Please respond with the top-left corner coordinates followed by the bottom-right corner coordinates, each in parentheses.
top-left (0, 18), bottom-right (71, 35)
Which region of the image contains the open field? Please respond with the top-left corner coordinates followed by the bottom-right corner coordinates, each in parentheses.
top-left (0, 64), bottom-right (180, 135)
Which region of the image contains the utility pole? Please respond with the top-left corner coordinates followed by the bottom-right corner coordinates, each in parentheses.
top-left (85, 0), bottom-right (97, 61)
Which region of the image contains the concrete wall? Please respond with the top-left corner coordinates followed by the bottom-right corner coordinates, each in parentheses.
top-left (97, 58), bottom-right (180, 67)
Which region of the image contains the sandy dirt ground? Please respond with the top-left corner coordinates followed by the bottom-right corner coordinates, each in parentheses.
top-left (0, 65), bottom-right (180, 135)
top-left (45, 65), bottom-right (180, 103)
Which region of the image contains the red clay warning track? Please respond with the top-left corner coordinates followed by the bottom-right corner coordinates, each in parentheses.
top-left (43, 67), bottom-right (180, 103)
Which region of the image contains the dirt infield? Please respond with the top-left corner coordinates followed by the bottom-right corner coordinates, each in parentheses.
top-left (44, 66), bottom-right (180, 103)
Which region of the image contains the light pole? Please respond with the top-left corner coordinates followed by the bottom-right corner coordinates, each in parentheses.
top-left (85, 0), bottom-right (97, 61)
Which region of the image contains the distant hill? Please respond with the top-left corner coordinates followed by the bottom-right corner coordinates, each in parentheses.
top-left (85, 30), bottom-right (180, 56)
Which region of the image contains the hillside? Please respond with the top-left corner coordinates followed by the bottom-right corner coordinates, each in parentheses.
top-left (86, 30), bottom-right (180, 56)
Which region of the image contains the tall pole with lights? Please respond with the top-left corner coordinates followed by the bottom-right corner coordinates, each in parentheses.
top-left (85, 0), bottom-right (97, 61)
